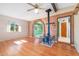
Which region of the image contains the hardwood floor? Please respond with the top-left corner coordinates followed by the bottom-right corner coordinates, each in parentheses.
top-left (0, 37), bottom-right (79, 56)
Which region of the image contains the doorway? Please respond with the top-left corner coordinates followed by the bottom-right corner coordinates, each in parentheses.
top-left (33, 21), bottom-right (44, 38)
top-left (58, 16), bottom-right (70, 43)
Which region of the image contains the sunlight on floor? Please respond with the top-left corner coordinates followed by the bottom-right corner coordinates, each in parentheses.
top-left (14, 40), bottom-right (28, 45)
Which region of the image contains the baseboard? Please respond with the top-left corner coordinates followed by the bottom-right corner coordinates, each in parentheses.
top-left (0, 36), bottom-right (27, 42)
top-left (74, 45), bottom-right (79, 53)
top-left (58, 41), bottom-right (71, 45)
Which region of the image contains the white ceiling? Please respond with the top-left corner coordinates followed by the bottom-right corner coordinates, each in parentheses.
top-left (0, 3), bottom-right (76, 21)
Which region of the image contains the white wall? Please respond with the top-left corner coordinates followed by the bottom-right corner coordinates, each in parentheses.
top-left (74, 12), bottom-right (79, 53)
top-left (0, 15), bottom-right (28, 41)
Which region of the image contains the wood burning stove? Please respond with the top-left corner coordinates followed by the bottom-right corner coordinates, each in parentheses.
top-left (42, 9), bottom-right (55, 47)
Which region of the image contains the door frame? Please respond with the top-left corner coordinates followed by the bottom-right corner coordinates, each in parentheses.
top-left (57, 16), bottom-right (74, 45)
top-left (58, 16), bottom-right (70, 43)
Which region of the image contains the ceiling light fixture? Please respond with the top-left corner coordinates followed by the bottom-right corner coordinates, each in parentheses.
top-left (34, 8), bottom-right (39, 13)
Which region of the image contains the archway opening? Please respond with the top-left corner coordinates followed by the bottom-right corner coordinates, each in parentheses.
top-left (33, 21), bottom-right (44, 38)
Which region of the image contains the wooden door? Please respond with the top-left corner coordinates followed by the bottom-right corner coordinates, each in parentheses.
top-left (61, 22), bottom-right (67, 37)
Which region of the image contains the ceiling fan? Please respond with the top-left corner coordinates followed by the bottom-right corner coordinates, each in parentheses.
top-left (27, 3), bottom-right (45, 13)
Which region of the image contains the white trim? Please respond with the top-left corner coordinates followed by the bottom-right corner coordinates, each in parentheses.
top-left (58, 17), bottom-right (70, 43)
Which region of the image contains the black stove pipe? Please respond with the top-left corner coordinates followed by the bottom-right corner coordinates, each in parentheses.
top-left (46, 9), bottom-right (51, 37)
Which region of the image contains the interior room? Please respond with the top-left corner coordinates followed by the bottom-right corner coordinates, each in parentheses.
top-left (0, 3), bottom-right (79, 56)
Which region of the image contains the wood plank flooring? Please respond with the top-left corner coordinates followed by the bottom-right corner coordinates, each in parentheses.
top-left (0, 37), bottom-right (79, 56)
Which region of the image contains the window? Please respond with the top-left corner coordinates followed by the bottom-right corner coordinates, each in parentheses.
top-left (7, 23), bottom-right (21, 32)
